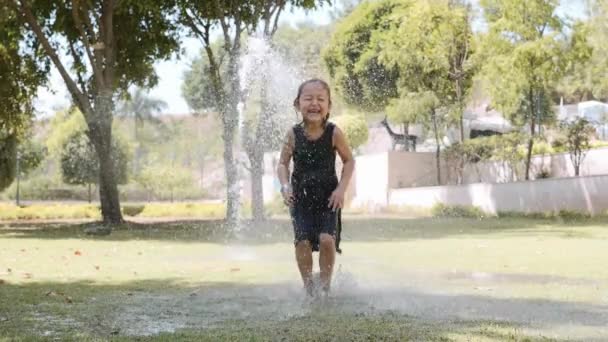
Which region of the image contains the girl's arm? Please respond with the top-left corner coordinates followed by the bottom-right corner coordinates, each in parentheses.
top-left (333, 126), bottom-right (355, 193)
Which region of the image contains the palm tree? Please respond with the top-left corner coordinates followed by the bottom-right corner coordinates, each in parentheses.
top-left (117, 88), bottom-right (167, 174)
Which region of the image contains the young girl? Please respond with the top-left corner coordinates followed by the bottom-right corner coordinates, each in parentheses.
top-left (277, 79), bottom-right (355, 297)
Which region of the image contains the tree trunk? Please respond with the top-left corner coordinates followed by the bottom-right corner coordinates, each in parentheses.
top-left (88, 93), bottom-right (124, 225)
top-left (88, 183), bottom-right (92, 203)
top-left (223, 114), bottom-right (239, 229)
top-left (250, 153), bottom-right (265, 221)
top-left (432, 109), bottom-right (441, 185)
top-left (456, 79), bottom-right (465, 142)
top-left (525, 89), bottom-right (537, 181)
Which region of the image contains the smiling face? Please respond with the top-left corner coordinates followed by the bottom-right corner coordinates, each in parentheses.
top-left (294, 81), bottom-right (332, 125)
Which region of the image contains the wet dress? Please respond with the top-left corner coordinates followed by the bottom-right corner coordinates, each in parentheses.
top-left (290, 121), bottom-right (342, 253)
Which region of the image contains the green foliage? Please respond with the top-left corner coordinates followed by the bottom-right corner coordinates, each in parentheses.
top-left (181, 43), bottom-right (228, 113)
top-left (45, 108), bottom-right (88, 158)
top-left (499, 209), bottom-right (592, 221)
top-left (557, 1), bottom-right (608, 102)
top-left (122, 204), bottom-right (146, 217)
top-left (0, 203), bottom-right (100, 221)
top-left (117, 88), bottom-right (167, 126)
top-left (332, 113), bottom-right (369, 149)
top-left (431, 203), bottom-right (486, 219)
top-left (138, 202), bottom-right (225, 218)
top-left (386, 92), bottom-right (440, 128)
top-left (0, 9), bottom-right (47, 191)
top-left (478, 0), bottom-right (566, 179)
top-left (561, 117), bottom-right (595, 175)
top-left (136, 165), bottom-right (197, 201)
top-left (323, 0), bottom-right (402, 111)
top-left (0, 133), bottom-right (17, 191)
top-left (60, 131), bottom-right (130, 186)
top-left (273, 24), bottom-right (334, 79)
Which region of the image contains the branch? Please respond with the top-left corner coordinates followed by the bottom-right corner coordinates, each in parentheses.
top-left (71, 0), bottom-right (104, 90)
top-left (66, 38), bottom-right (91, 99)
top-left (210, 0), bottom-right (231, 51)
top-left (270, 3), bottom-right (284, 37)
top-left (9, 0), bottom-right (92, 113)
top-left (102, 0), bottom-right (115, 87)
top-left (182, 9), bottom-right (208, 42)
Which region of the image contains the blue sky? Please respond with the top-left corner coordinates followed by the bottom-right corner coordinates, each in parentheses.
top-left (33, 0), bottom-right (586, 118)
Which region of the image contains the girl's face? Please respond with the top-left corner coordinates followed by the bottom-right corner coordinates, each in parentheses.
top-left (295, 82), bottom-right (331, 125)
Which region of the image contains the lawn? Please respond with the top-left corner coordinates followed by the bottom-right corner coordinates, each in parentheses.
top-left (1, 215), bottom-right (608, 341)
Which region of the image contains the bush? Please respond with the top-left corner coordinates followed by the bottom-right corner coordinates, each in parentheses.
top-left (496, 210), bottom-right (592, 220)
top-left (122, 204), bottom-right (145, 217)
top-left (138, 202), bottom-right (225, 219)
top-left (431, 203), bottom-right (486, 218)
top-left (0, 203), bottom-right (100, 220)
top-left (496, 211), bottom-right (552, 219)
top-left (557, 209), bottom-right (591, 221)
top-left (535, 169), bottom-right (551, 179)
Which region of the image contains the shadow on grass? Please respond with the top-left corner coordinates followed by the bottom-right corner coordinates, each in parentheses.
top-left (1, 278), bottom-right (605, 341)
top-left (1, 216), bottom-right (607, 244)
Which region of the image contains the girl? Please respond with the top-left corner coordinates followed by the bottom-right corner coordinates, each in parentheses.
top-left (277, 79), bottom-right (355, 297)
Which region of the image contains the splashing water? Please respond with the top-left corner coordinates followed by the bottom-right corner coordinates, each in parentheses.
top-left (233, 33), bottom-right (304, 234)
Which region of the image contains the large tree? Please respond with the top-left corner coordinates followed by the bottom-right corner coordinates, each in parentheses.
top-left (557, 0), bottom-right (608, 103)
top-left (479, 0), bottom-right (566, 180)
top-left (4, 0), bottom-right (179, 226)
top-left (178, 0), bottom-right (329, 225)
top-left (0, 5), bottom-right (46, 191)
top-left (323, 0), bottom-right (402, 112)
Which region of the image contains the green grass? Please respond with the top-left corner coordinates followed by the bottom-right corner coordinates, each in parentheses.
top-left (1, 216), bottom-right (608, 340)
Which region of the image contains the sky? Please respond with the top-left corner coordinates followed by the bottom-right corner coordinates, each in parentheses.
top-left (33, 4), bottom-right (335, 118)
top-left (33, 0), bottom-right (586, 118)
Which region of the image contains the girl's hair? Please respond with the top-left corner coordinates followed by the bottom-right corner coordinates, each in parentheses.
top-left (293, 79), bottom-right (332, 124)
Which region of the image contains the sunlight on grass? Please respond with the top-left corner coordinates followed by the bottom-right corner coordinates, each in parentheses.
top-left (1, 216), bottom-right (607, 340)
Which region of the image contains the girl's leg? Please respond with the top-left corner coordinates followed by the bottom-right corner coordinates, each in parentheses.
top-left (318, 233), bottom-right (336, 293)
top-left (295, 240), bottom-right (314, 295)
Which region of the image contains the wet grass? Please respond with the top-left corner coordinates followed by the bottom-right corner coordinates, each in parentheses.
top-left (1, 216), bottom-right (608, 340)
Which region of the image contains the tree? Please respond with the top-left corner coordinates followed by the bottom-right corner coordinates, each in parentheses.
top-left (323, 0), bottom-right (402, 112)
top-left (4, 0), bottom-right (179, 226)
top-left (557, 0), bottom-right (608, 102)
top-left (378, 1), bottom-right (475, 183)
top-left (0, 5), bottom-right (45, 191)
top-left (61, 130), bottom-right (129, 203)
top-left (479, 0), bottom-right (565, 180)
top-left (177, 0), bottom-right (328, 225)
top-left (273, 23), bottom-right (334, 79)
top-left (562, 117), bottom-right (595, 176)
top-left (332, 113), bottom-right (369, 151)
top-left (136, 165), bottom-right (194, 202)
top-left (117, 88), bottom-right (167, 174)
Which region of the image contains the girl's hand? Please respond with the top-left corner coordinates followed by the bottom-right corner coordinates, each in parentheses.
top-left (328, 187), bottom-right (345, 211)
top-left (281, 184), bottom-right (294, 207)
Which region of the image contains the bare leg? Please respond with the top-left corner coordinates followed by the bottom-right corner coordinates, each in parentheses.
top-left (295, 240), bottom-right (313, 295)
top-left (319, 233), bottom-right (336, 293)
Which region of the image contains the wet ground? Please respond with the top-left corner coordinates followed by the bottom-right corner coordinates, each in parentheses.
top-left (2, 217), bottom-right (608, 340)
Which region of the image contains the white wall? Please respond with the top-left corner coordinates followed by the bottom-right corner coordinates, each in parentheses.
top-left (456, 147), bottom-right (608, 184)
top-left (350, 152), bottom-right (390, 208)
top-left (390, 174), bottom-right (608, 214)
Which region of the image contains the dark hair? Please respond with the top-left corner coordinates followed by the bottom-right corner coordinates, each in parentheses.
top-left (293, 79), bottom-right (332, 124)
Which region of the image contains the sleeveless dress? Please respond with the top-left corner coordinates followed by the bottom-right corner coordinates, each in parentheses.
top-left (290, 121), bottom-right (343, 253)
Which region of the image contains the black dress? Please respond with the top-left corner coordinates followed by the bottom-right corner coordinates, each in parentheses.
top-left (290, 121), bottom-right (343, 253)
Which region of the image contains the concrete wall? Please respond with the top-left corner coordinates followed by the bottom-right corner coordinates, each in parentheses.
top-left (389, 174), bottom-right (608, 214)
top-left (451, 147), bottom-right (608, 184)
top-left (350, 152), bottom-right (389, 208)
